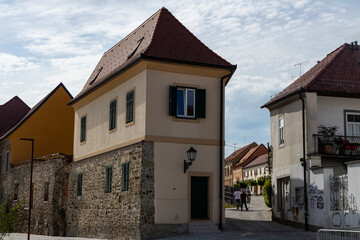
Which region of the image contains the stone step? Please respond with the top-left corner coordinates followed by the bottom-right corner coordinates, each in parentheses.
top-left (188, 222), bottom-right (221, 234)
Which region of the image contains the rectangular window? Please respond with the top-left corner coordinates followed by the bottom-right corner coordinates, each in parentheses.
top-left (122, 163), bottom-right (130, 191)
top-left (346, 112), bottom-right (360, 137)
top-left (279, 117), bottom-right (285, 146)
top-left (80, 116), bottom-right (86, 143)
top-left (44, 182), bottom-right (49, 201)
top-left (5, 152), bottom-right (9, 172)
top-left (177, 88), bottom-right (195, 118)
top-left (295, 187), bottom-right (304, 205)
top-left (77, 173), bottom-right (83, 196)
top-left (105, 166), bottom-right (112, 193)
top-left (109, 99), bottom-right (117, 131)
top-left (169, 86), bottom-right (206, 119)
top-left (126, 90), bottom-right (134, 124)
top-left (14, 183), bottom-right (19, 201)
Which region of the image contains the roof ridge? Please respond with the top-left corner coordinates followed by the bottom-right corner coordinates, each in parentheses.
top-left (144, 8), bottom-right (231, 65)
top-left (306, 43), bottom-right (348, 90)
top-left (104, 8), bottom-right (164, 55)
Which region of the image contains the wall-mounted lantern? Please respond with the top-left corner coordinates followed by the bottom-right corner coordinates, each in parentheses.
top-left (184, 147), bottom-right (197, 173)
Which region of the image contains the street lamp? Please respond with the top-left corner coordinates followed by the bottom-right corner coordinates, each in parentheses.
top-left (184, 147), bottom-right (197, 173)
top-left (20, 138), bottom-right (34, 240)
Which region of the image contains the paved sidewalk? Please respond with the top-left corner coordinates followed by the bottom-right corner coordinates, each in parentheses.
top-left (4, 234), bottom-right (106, 240)
top-left (5, 196), bottom-right (317, 240)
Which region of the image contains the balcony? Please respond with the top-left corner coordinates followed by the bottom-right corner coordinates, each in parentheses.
top-left (313, 134), bottom-right (360, 157)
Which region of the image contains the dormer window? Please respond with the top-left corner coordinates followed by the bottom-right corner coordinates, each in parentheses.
top-left (89, 67), bottom-right (103, 85)
top-left (127, 37), bottom-right (144, 59)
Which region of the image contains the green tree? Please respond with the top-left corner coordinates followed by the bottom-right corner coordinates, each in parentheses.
top-left (257, 177), bottom-right (266, 187)
top-left (263, 178), bottom-right (272, 208)
top-left (0, 201), bottom-right (23, 240)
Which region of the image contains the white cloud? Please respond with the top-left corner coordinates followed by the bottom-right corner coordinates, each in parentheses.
top-left (0, 53), bottom-right (39, 75)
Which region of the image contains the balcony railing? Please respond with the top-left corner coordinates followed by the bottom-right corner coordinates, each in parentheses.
top-left (313, 134), bottom-right (360, 156)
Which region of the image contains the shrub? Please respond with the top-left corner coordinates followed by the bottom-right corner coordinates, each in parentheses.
top-left (263, 178), bottom-right (272, 208)
top-left (257, 177), bottom-right (266, 187)
top-left (0, 201), bottom-right (23, 240)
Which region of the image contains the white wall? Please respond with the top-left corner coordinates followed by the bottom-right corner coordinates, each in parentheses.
top-left (317, 96), bottom-right (360, 136)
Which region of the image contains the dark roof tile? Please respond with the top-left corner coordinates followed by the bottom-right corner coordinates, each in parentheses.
top-left (0, 96), bottom-right (30, 137)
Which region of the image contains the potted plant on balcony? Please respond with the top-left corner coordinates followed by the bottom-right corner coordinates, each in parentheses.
top-left (318, 125), bottom-right (338, 154)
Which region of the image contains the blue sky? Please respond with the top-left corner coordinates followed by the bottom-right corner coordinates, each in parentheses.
top-left (1, 0), bottom-right (359, 157)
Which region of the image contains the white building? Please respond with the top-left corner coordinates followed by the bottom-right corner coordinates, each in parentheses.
top-left (262, 42), bottom-right (360, 230)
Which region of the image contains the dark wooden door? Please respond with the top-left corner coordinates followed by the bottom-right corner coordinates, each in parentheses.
top-left (191, 176), bottom-right (209, 219)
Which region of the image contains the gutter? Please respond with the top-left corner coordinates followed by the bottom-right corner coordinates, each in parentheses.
top-left (299, 88), bottom-right (309, 231)
top-left (219, 69), bottom-right (236, 230)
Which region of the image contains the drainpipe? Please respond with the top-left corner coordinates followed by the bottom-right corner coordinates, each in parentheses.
top-left (299, 89), bottom-right (309, 231)
top-left (219, 71), bottom-right (234, 230)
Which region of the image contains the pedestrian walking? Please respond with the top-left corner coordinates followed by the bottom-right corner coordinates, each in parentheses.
top-left (233, 188), bottom-right (241, 209)
top-left (240, 190), bottom-right (249, 211)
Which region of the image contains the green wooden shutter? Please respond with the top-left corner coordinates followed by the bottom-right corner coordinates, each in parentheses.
top-left (122, 163), bottom-right (129, 191)
top-left (77, 173), bottom-right (83, 196)
top-left (126, 91), bottom-right (134, 123)
top-left (80, 116), bottom-right (86, 142)
top-left (196, 88), bottom-right (206, 118)
top-left (109, 100), bottom-right (116, 130)
top-left (105, 166), bottom-right (112, 193)
top-left (169, 86), bottom-right (177, 116)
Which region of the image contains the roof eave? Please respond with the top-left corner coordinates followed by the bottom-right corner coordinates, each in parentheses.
top-left (261, 88), bottom-right (305, 109)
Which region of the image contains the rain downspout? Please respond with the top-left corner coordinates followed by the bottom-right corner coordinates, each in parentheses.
top-left (219, 71), bottom-right (234, 230)
top-left (299, 88), bottom-right (309, 231)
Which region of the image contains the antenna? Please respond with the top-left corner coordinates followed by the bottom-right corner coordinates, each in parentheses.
top-left (233, 143), bottom-right (237, 152)
top-left (294, 60), bottom-right (308, 77)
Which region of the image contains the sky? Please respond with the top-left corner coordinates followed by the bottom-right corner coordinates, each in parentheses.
top-left (1, 0), bottom-right (360, 157)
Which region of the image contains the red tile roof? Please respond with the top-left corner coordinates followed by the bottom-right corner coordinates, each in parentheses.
top-left (225, 142), bottom-right (258, 164)
top-left (0, 83), bottom-right (72, 140)
top-left (0, 96), bottom-right (30, 138)
top-left (243, 153), bottom-right (268, 168)
top-left (262, 43), bottom-right (360, 108)
top-left (235, 144), bottom-right (268, 167)
top-left (71, 7), bottom-right (236, 104)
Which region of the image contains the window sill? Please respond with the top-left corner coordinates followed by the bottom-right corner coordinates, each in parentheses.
top-left (172, 116), bottom-right (200, 123)
top-left (109, 128), bottom-right (117, 134)
top-left (80, 141), bottom-right (86, 145)
top-left (125, 121), bottom-right (135, 127)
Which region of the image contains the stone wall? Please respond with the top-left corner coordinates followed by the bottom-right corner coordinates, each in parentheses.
top-left (0, 155), bottom-right (70, 236)
top-left (66, 141), bottom-right (155, 240)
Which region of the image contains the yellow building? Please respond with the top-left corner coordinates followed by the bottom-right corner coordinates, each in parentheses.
top-left (0, 83), bottom-right (74, 164)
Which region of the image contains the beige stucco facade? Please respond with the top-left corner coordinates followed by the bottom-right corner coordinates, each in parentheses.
top-left (71, 60), bottom-right (230, 227)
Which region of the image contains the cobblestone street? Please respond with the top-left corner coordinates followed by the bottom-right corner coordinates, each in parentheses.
top-left (5, 196), bottom-right (317, 240)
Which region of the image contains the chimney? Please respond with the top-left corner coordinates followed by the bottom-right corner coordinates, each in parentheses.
top-left (351, 42), bottom-right (354, 50)
top-left (355, 41), bottom-right (358, 50)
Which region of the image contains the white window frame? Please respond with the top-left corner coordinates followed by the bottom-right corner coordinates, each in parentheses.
top-left (345, 111), bottom-right (360, 137)
top-left (279, 116), bottom-right (285, 146)
top-left (177, 88), bottom-right (196, 118)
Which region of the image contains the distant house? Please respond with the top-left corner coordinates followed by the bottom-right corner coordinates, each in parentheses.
top-left (262, 42), bottom-right (360, 230)
top-left (243, 153), bottom-right (269, 195)
top-left (67, 8), bottom-right (236, 239)
top-left (0, 83), bottom-right (74, 235)
top-left (0, 96), bottom-right (29, 200)
top-left (233, 144), bottom-right (268, 183)
top-left (224, 142), bottom-right (257, 186)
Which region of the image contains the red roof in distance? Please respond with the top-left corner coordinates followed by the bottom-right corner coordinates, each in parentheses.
top-left (262, 43), bottom-right (360, 108)
top-left (0, 96), bottom-right (30, 138)
top-left (243, 153), bottom-right (268, 169)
